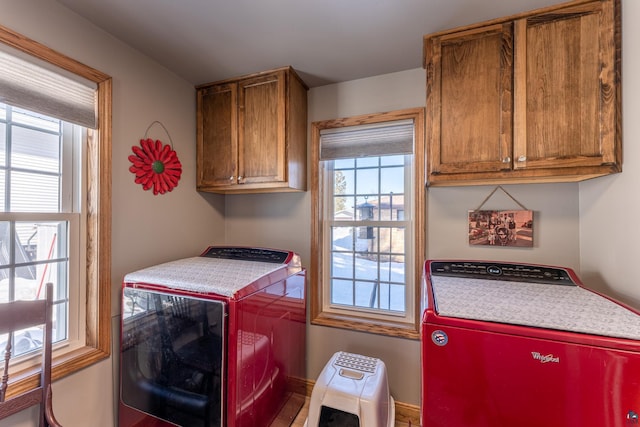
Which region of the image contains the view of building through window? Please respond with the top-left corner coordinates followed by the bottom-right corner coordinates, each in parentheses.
top-left (0, 103), bottom-right (73, 356)
top-left (327, 154), bottom-right (409, 314)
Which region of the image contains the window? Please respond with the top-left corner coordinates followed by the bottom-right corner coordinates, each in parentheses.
top-left (310, 108), bottom-right (425, 338)
top-left (0, 105), bottom-right (81, 357)
top-left (0, 25), bottom-right (111, 396)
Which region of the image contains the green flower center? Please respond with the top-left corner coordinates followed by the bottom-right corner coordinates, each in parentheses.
top-left (152, 160), bottom-right (165, 174)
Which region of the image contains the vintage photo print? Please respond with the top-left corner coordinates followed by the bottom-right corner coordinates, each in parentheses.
top-left (468, 210), bottom-right (534, 247)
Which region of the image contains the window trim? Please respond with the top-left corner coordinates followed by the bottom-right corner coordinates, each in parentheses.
top-left (310, 108), bottom-right (425, 340)
top-left (0, 24), bottom-right (111, 396)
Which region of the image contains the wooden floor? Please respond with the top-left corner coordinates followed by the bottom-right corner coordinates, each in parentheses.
top-left (290, 396), bottom-right (413, 427)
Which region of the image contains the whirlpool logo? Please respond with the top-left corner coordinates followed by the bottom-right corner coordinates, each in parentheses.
top-left (531, 352), bottom-right (560, 364)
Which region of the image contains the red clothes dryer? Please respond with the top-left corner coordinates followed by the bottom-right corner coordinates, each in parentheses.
top-left (119, 246), bottom-right (306, 427)
top-left (421, 260), bottom-right (640, 427)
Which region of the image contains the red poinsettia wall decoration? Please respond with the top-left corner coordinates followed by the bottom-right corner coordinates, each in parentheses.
top-left (129, 138), bottom-right (182, 195)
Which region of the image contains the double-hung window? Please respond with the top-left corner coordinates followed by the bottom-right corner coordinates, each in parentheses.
top-left (0, 26), bottom-right (111, 394)
top-left (311, 108), bottom-right (425, 338)
top-left (0, 104), bottom-right (83, 356)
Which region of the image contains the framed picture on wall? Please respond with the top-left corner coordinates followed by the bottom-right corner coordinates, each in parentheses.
top-left (468, 210), bottom-right (534, 247)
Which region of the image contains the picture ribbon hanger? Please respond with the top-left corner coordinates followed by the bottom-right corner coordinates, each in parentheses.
top-left (474, 186), bottom-right (528, 212)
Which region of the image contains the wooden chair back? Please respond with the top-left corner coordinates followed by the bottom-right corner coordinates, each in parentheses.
top-left (0, 282), bottom-right (62, 426)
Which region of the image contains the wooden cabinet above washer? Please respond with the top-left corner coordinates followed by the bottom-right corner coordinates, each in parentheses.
top-left (424, 0), bottom-right (621, 186)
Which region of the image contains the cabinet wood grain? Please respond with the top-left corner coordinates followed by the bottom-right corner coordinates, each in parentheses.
top-left (424, 0), bottom-right (621, 186)
top-left (196, 66), bottom-right (308, 193)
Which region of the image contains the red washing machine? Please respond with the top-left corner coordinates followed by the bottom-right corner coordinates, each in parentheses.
top-left (421, 260), bottom-right (640, 427)
top-left (119, 246), bottom-right (306, 427)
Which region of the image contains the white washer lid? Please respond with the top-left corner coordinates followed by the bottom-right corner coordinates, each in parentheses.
top-left (123, 256), bottom-right (284, 297)
top-left (431, 276), bottom-right (640, 341)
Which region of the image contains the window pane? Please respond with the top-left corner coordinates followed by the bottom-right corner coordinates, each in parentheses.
top-left (53, 299), bottom-right (67, 342)
top-left (380, 254), bottom-right (405, 283)
top-left (0, 122), bottom-right (6, 165)
top-left (382, 226), bottom-right (406, 256)
top-left (381, 166), bottom-right (404, 194)
top-left (355, 280), bottom-right (377, 308)
top-left (10, 171), bottom-right (59, 212)
top-left (354, 196), bottom-right (374, 221)
top-left (333, 196), bottom-right (354, 220)
top-left (11, 125), bottom-right (60, 172)
top-left (6, 221), bottom-right (67, 290)
top-left (2, 325), bottom-right (42, 357)
top-left (332, 226), bottom-right (353, 251)
top-left (11, 107), bottom-right (60, 133)
top-left (381, 155), bottom-right (404, 166)
top-left (0, 221), bottom-right (9, 268)
top-left (356, 157), bottom-right (378, 168)
top-left (0, 173), bottom-right (5, 212)
top-left (377, 193), bottom-right (405, 222)
top-left (356, 168), bottom-right (379, 195)
top-left (0, 268), bottom-right (6, 301)
top-left (329, 225), bottom-right (407, 313)
top-left (16, 221), bottom-right (63, 260)
top-left (0, 218), bottom-right (69, 355)
top-left (14, 265), bottom-right (39, 300)
top-left (390, 284), bottom-right (405, 311)
top-left (330, 278), bottom-right (353, 305)
top-left (334, 168), bottom-right (354, 195)
top-left (334, 158), bottom-right (354, 169)
top-left (354, 252), bottom-right (376, 280)
top-left (331, 249), bottom-right (354, 280)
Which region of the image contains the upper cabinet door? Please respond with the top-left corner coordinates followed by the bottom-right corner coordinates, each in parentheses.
top-left (237, 70), bottom-right (286, 185)
top-left (427, 23), bottom-right (513, 176)
top-left (196, 66), bottom-right (308, 194)
top-left (197, 82), bottom-right (238, 187)
top-left (424, 0), bottom-right (621, 186)
top-left (513, 0), bottom-right (618, 171)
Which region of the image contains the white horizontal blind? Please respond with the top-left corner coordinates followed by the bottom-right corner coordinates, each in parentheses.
top-left (0, 46), bottom-right (97, 129)
top-left (320, 119), bottom-right (414, 160)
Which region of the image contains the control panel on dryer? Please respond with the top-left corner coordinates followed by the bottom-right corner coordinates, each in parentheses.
top-left (201, 246), bottom-right (290, 263)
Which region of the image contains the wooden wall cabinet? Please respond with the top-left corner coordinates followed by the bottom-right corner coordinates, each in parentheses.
top-left (424, 0), bottom-right (621, 186)
top-left (196, 66), bottom-right (308, 193)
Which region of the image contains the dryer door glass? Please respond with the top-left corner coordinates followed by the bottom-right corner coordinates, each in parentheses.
top-left (121, 288), bottom-right (225, 426)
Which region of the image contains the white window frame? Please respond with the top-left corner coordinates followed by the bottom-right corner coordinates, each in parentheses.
top-left (0, 109), bottom-right (88, 362)
top-left (321, 154), bottom-right (415, 323)
top-left (0, 24), bottom-right (111, 398)
top-left (310, 108), bottom-right (425, 339)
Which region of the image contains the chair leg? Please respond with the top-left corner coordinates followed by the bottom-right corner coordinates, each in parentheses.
top-left (44, 385), bottom-right (62, 427)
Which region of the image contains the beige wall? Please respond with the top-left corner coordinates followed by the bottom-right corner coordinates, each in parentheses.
top-left (226, 69), bottom-right (428, 405)
top-left (428, 183), bottom-right (580, 270)
top-left (579, 0), bottom-right (640, 309)
top-left (0, 0), bottom-right (637, 424)
top-left (0, 1), bottom-right (225, 426)
top-left (226, 68), bottom-right (582, 406)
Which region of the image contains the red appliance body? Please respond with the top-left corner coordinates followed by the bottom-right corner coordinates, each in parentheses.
top-left (119, 246), bottom-right (306, 427)
top-left (421, 260), bottom-right (640, 427)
